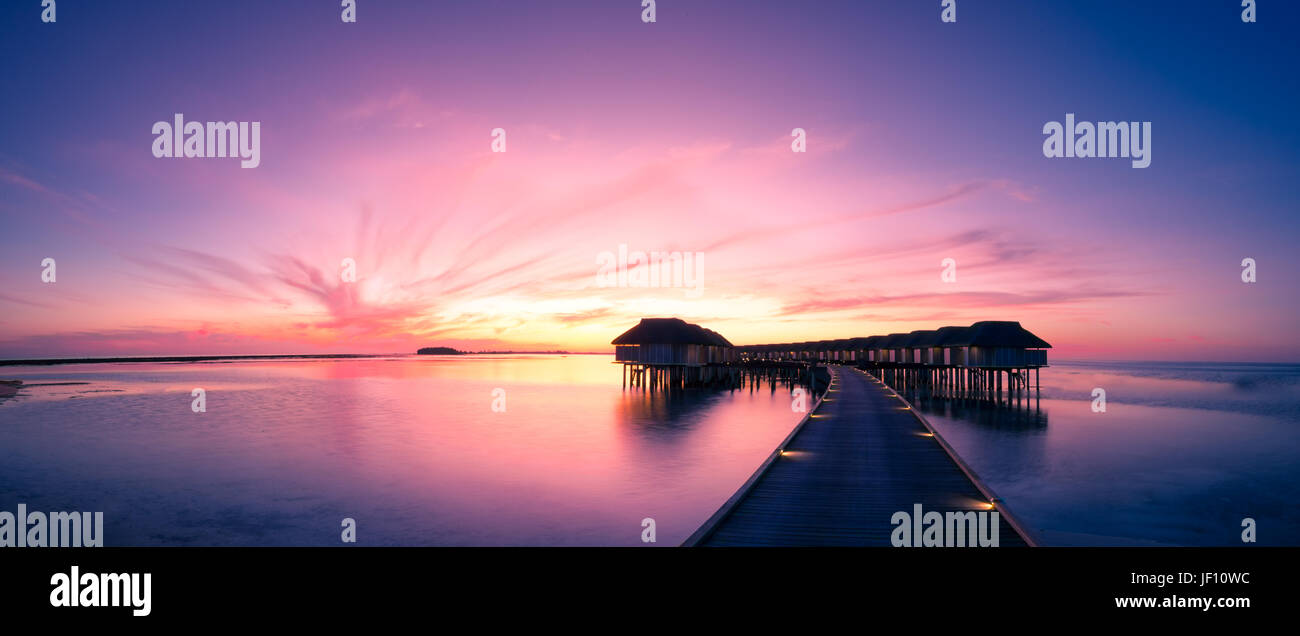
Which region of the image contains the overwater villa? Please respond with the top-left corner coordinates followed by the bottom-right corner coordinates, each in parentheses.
top-left (611, 318), bottom-right (739, 389)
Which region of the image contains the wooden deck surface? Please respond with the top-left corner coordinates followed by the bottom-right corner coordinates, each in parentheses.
top-left (690, 367), bottom-right (1031, 546)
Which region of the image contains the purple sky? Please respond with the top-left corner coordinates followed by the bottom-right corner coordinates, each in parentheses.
top-left (1, 1), bottom-right (1297, 360)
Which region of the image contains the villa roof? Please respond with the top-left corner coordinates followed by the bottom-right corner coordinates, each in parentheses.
top-left (947, 321), bottom-right (1052, 348)
top-left (611, 318), bottom-right (733, 347)
top-left (901, 330), bottom-right (940, 348)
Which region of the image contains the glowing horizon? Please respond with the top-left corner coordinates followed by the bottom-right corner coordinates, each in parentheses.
top-left (2, 1), bottom-right (1298, 362)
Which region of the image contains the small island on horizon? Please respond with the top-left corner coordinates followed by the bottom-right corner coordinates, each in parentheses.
top-left (416, 347), bottom-right (465, 355)
top-left (416, 347), bottom-right (573, 355)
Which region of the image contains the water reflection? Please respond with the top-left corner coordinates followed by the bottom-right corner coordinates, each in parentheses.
top-left (614, 390), bottom-right (722, 431)
top-left (0, 355), bottom-right (804, 546)
top-left (904, 389), bottom-right (1050, 430)
top-left (615, 370), bottom-right (814, 432)
top-left (0, 380), bottom-right (21, 404)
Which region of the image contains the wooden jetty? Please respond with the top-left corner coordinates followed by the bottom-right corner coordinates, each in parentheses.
top-left (609, 317), bottom-right (1048, 546)
top-left (684, 366), bottom-right (1036, 546)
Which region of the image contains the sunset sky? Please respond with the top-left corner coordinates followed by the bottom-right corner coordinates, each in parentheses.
top-left (1, 1), bottom-right (1297, 361)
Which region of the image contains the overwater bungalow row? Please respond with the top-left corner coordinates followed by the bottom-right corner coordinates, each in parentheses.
top-left (731, 322), bottom-right (1051, 401)
top-left (733, 322), bottom-right (1049, 365)
top-left (612, 318), bottom-right (1051, 400)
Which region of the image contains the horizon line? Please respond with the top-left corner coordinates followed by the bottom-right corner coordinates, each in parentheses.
top-left (1, 353), bottom-right (1296, 367)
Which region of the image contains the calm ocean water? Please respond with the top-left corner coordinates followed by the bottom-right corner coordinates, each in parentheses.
top-left (1, 355), bottom-right (1297, 546)
top-left (909, 360), bottom-right (1300, 546)
top-left (0, 355), bottom-right (801, 546)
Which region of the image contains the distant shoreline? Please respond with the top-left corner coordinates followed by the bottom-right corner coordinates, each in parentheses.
top-left (417, 347), bottom-right (576, 356)
top-left (2, 354), bottom-right (1290, 368)
top-left (0, 352), bottom-right (605, 367)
